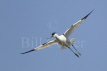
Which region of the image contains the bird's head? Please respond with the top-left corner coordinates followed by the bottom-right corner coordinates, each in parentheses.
top-left (51, 32), bottom-right (57, 37)
top-left (47, 32), bottom-right (58, 39)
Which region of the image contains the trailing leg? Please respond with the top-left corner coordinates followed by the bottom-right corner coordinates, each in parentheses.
top-left (68, 47), bottom-right (79, 58)
top-left (72, 44), bottom-right (81, 56)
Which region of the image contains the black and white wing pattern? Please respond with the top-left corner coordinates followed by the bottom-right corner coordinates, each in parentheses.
top-left (63, 10), bottom-right (94, 38)
top-left (21, 40), bottom-right (58, 54)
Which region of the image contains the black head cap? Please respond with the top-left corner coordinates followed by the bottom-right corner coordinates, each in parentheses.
top-left (52, 32), bottom-right (56, 36)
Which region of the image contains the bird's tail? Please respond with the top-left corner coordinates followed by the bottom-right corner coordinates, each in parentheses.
top-left (69, 38), bottom-right (76, 45)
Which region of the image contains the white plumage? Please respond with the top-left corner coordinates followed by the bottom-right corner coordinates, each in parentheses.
top-left (21, 10), bottom-right (94, 57)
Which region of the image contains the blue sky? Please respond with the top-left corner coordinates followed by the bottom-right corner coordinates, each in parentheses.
top-left (0, 0), bottom-right (107, 71)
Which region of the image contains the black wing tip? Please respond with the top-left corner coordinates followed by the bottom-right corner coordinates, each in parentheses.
top-left (20, 52), bottom-right (28, 54)
top-left (20, 49), bottom-right (35, 54)
top-left (81, 9), bottom-right (94, 20)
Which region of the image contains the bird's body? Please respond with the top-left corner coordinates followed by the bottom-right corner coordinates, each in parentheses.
top-left (54, 34), bottom-right (67, 46)
top-left (21, 10), bottom-right (94, 57)
top-left (55, 34), bottom-right (72, 47)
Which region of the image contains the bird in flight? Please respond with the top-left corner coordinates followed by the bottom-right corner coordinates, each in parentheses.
top-left (21, 10), bottom-right (94, 57)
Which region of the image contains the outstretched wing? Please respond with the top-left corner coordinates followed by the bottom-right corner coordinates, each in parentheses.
top-left (63, 10), bottom-right (94, 38)
top-left (21, 40), bottom-right (58, 54)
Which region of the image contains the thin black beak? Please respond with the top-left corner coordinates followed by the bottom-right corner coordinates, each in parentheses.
top-left (47, 36), bottom-right (52, 39)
